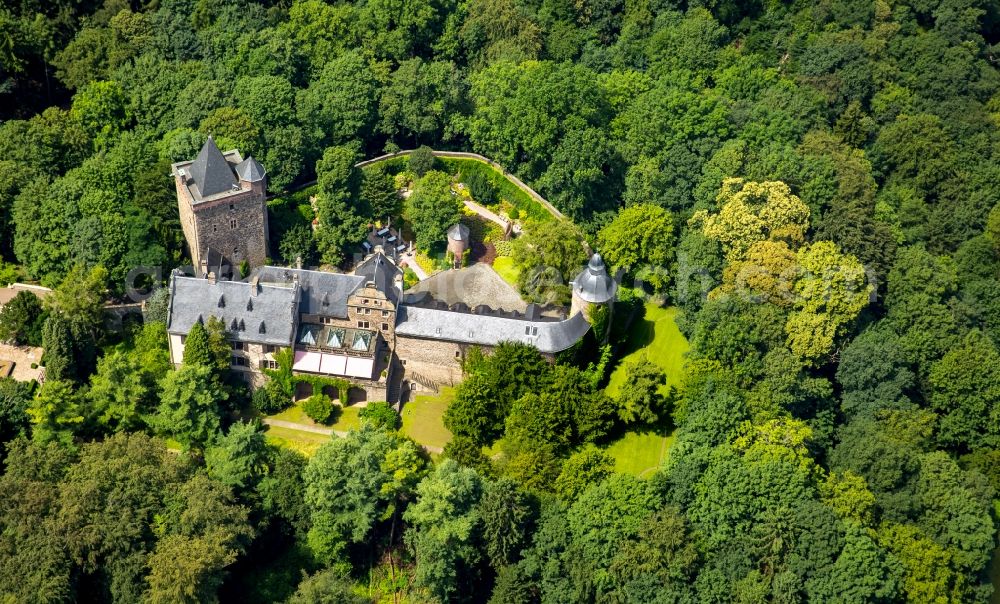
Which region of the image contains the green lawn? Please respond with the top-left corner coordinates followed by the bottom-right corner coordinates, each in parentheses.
top-left (492, 256), bottom-right (520, 288)
top-left (331, 406), bottom-right (362, 432)
top-left (268, 402), bottom-right (361, 431)
top-left (401, 387), bottom-right (455, 450)
top-left (603, 304), bottom-right (689, 476)
top-left (605, 305), bottom-right (689, 398)
top-left (264, 425), bottom-right (333, 457)
top-left (263, 403), bottom-right (364, 456)
top-left (602, 431), bottom-right (677, 477)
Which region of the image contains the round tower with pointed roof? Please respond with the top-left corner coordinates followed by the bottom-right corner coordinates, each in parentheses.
top-left (446, 223), bottom-right (470, 268)
top-left (571, 253), bottom-right (617, 324)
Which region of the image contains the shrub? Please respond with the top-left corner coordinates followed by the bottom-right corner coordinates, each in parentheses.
top-left (493, 240), bottom-right (513, 257)
top-left (408, 145), bottom-right (436, 177)
top-left (464, 168), bottom-right (497, 205)
top-left (403, 268), bottom-right (420, 289)
top-left (303, 393), bottom-right (335, 424)
top-left (359, 401), bottom-right (399, 430)
top-left (253, 381), bottom-right (290, 415)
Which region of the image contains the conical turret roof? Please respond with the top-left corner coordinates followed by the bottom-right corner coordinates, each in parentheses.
top-left (190, 136), bottom-right (237, 197)
top-left (235, 154), bottom-right (266, 182)
top-left (572, 253), bottom-right (617, 304)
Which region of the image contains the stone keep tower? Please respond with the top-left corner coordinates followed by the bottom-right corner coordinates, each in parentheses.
top-left (171, 136), bottom-right (269, 275)
top-left (571, 253), bottom-right (617, 333)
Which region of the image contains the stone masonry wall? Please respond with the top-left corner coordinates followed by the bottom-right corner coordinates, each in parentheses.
top-left (193, 180), bottom-right (269, 270)
top-left (174, 174), bottom-right (201, 268)
top-left (395, 334), bottom-right (483, 389)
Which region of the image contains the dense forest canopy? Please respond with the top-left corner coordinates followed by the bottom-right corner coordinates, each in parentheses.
top-left (2, 0), bottom-right (1000, 601)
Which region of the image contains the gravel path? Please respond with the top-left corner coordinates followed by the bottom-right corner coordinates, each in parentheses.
top-left (463, 199), bottom-right (521, 234)
top-left (400, 252), bottom-right (430, 281)
top-left (263, 418), bottom-right (346, 437)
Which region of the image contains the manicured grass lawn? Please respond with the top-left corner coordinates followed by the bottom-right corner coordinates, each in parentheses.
top-left (264, 425), bottom-right (333, 457)
top-left (267, 402), bottom-right (361, 431)
top-left (268, 403), bottom-right (311, 424)
top-left (492, 256), bottom-right (520, 288)
top-left (331, 406), bottom-right (362, 432)
top-left (605, 305), bottom-right (689, 398)
top-left (602, 431), bottom-right (677, 477)
top-left (401, 387), bottom-right (455, 450)
top-left (603, 304), bottom-right (689, 477)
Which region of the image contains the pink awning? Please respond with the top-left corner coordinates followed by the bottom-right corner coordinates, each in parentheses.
top-left (292, 351), bottom-right (322, 373)
top-left (345, 357), bottom-right (375, 379)
top-left (320, 354), bottom-right (348, 375)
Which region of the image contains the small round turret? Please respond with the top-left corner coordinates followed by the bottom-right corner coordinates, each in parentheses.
top-left (571, 253), bottom-right (617, 320)
top-left (446, 223), bottom-right (470, 268)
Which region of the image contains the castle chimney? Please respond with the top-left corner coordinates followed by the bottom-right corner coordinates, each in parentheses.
top-left (295, 255), bottom-right (303, 270)
top-left (207, 271), bottom-right (217, 285)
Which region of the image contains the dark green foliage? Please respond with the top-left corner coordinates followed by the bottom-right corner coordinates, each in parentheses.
top-left (407, 145), bottom-right (436, 177)
top-left (404, 460), bottom-right (483, 602)
top-left (0, 434), bottom-right (251, 604)
top-left (443, 434), bottom-right (494, 476)
top-left (360, 163), bottom-right (402, 221)
top-left (0, 378), bottom-right (33, 445)
top-left (286, 568), bottom-right (368, 604)
top-left (406, 170), bottom-right (463, 251)
top-left (41, 314), bottom-right (76, 382)
top-left (278, 224), bottom-right (315, 267)
top-left (358, 401), bottom-right (399, 431)
top-left (182, 320), bottom-right (213, 368)
top-left (478, 478), bottom-right (535, 570)
top-left (252, 381), bottom-right (289, 415)
top-left (205, 421), bottom-right (270, 493)
top-left (0, 290), bottom-right (46, 346)
top-left (611, 359), bottom-right (669, 425)
top-left (304, 426), bottom-right (428, 565)
top-left (301, 393), bottom-right (334, 424)
top-left (151, 364), bottom-right (227, 452)
top-left (463, 167), bottom-right (497, 206)
top-left (444, 342), bottom-right (552, 445)
top-left (3, 0), bottom-right (1000, 600)
top-left (315, 145), bottom-right (366, 266)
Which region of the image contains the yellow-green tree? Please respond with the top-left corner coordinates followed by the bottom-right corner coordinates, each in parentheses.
top-left (785, 241), bottom-right (870, 364)
top-left (692, 178), bottom-right (810, 261)
top-left (711, 239), bottom-right (798, 306)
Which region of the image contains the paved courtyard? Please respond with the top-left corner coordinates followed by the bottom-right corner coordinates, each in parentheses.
top-left (0, 343), bottom-right (44, 383)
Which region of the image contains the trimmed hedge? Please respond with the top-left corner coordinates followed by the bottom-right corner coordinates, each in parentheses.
top-left (438, 158), bottom-right (553, 223)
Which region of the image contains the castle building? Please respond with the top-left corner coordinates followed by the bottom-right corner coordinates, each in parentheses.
top-left (171, 137), bottom-right (269, 275)
top-left (166, 149), bottom-right (617, 404)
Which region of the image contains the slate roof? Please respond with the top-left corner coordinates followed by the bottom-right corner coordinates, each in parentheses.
top-left (166, 273), bottom-right (299, 346)
top-left (572, 253), bottom-right (617, 304)
top-left (394, 306), bottom-right (590, 353)
top-left (255, 267), bottom-right (366, 318)
top-left (354, 252), bottom-right (402, 304)
top-left (447, 223), bottom-right (470, 241)
top-left (401, 263), bottom-right (527, 313)
top-left (235, 155), bottom-right (266, 182)
top-left (190, 136), bottom-right (238, 197)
